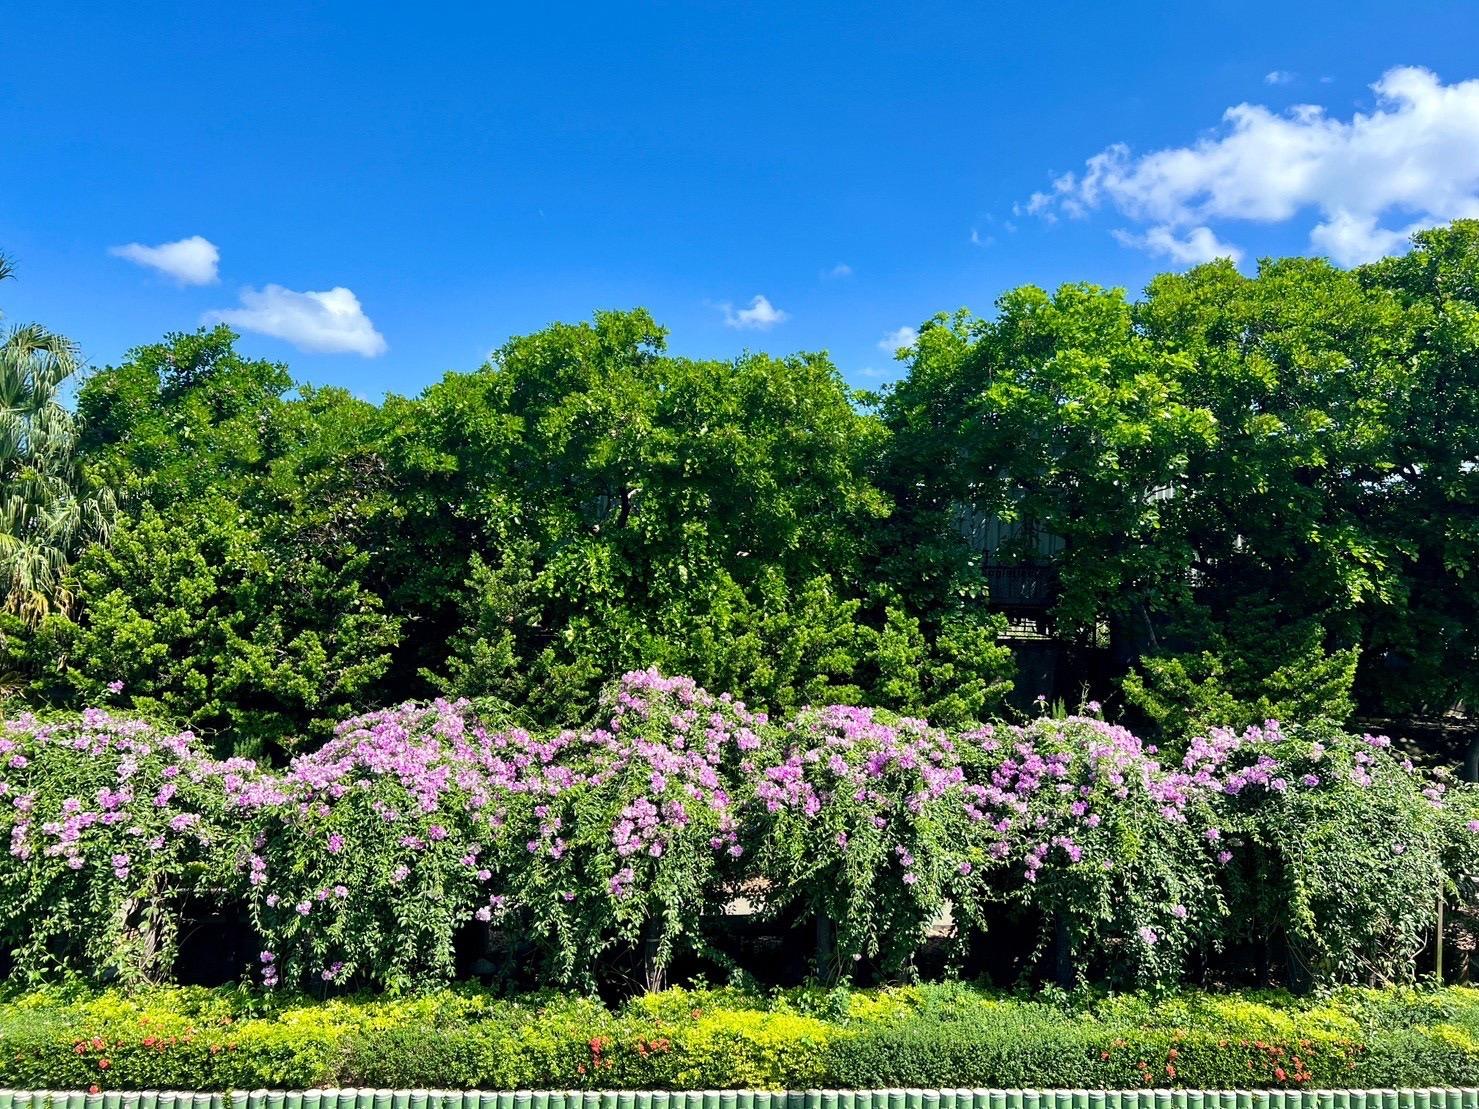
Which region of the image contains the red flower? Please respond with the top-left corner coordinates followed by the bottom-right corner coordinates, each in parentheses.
top-left (88, 1087), bottom-right (100, 1096)
top-left (1274, 1067), bottom-right (1287, 1082)
top-left (98, 1059), bottom-right (111, 1070)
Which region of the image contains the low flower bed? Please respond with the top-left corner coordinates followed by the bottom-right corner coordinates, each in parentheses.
top-left (3, 986), bottom-right (1479, 1092)
top-left (2, 1093), bottom-right (1478, 1109)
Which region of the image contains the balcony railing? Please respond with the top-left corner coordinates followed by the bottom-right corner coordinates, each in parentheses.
top-left (985, 564), bottom-right (1059, 609)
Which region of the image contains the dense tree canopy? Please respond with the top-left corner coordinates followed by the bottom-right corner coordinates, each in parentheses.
top-left (4, 226), bottom-right (1479, 759)
top-left (883, 222), bottom-right (1479, 742)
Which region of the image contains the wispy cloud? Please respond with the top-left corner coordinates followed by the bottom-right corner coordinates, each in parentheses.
top-left (878, 325), bottom-right (918, 353)
top-left (1023, 65), bottom-right (1479, 266)
top-left (719, 294), bottom-right (789, 330)
top-left (1112, 225), bottom-right (1244, 264)
top-left (825, 262), bottom-right (853, 278)
top-left (208, 284), bottom-right (387, 356)
top-left (1264, 70), bottom-right (1297, 86)
top-left (109, 235), bottom-right (219, 285)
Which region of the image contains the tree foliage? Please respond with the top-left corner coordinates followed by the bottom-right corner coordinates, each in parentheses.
top-left (5, 227), bottom-right (1479, 754)
top-left (0, 258), bottom-right (115, 621)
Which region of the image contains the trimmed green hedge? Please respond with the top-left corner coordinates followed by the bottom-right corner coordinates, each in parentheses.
top-left (4, 985), bottom-right (1479, 1092)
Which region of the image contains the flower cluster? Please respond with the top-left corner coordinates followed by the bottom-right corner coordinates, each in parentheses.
top-left (971, 715), bottom-right (1227, 986)
top-left (3, 673), bottom-right (1477, 993)
top-left (497, 669), bottom-right (766, 987)
top-left (0, 709), bottom-right (229, 984)
top-left (223, 698), bottom-right (534, 992)
top-left (753, 705), bottom-right (996, 976)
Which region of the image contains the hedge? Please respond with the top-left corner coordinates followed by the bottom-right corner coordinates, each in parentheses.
top-left (4, 1094), bottom-right (1479, 1109)
top-left (4, 985), bottom-right (1479, 1092)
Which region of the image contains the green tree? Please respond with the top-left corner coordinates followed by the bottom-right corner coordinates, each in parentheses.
top-left (0, 257), bottom-right (116, 620)
top-left (1356, 222), bottom-right (1479, 748)
top-left (395, 309), bottom-right (1011, 723)
top-left (882, 286), bottom-right (1217, 662)
top-left (17, 329), bottom-right (400, 757)
top-left (1120, 255), bottom-right (1412, 732)
top-left (884, 263), bottom-right (1411, 738)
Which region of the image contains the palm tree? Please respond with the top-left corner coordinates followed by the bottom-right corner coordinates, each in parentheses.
top-left (0, 255), bottom-right (116, 620)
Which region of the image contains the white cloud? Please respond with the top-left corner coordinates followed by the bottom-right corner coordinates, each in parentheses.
top-left (1265, 70), bottom-right (1296, 86)
top-left (878, 325), bottom-right (918, 353)
top-left (1112, 225), bottom-right (1243, 264)
top-left (826, 263), bottom-right (853, 278)
top-left (1025, 65), bottom-right (1479, 266)
top-left (109, 235), bottom-right (219, 285)
top-left (720, 294), bottom-right (788, 330)
top-left (970, 227), bottom-right (995, 247)
top-left (208, 284), bottom-right (387, 356)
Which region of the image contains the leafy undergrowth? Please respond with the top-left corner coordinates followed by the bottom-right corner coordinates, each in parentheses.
top-left (3, 983), bottom-right (1479, 1091)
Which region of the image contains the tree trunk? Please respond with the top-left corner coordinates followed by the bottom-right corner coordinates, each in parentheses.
top-left (1052, 913), bottom-right (1074, 987)
top-left (642, 921), bottom-right (666, 993)
top-left (815, 910), bottom-right (837, 984)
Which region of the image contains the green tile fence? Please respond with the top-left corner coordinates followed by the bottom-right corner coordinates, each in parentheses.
top-left (1, 1093), bottom-right (1478, 1109)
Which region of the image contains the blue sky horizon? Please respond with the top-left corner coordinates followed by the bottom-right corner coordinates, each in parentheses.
top-left (5, 1), bottom-right (1479, 399)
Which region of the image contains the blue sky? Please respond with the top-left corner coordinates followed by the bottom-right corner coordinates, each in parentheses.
top-left (4, 1), bottom-right (1479, 398)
